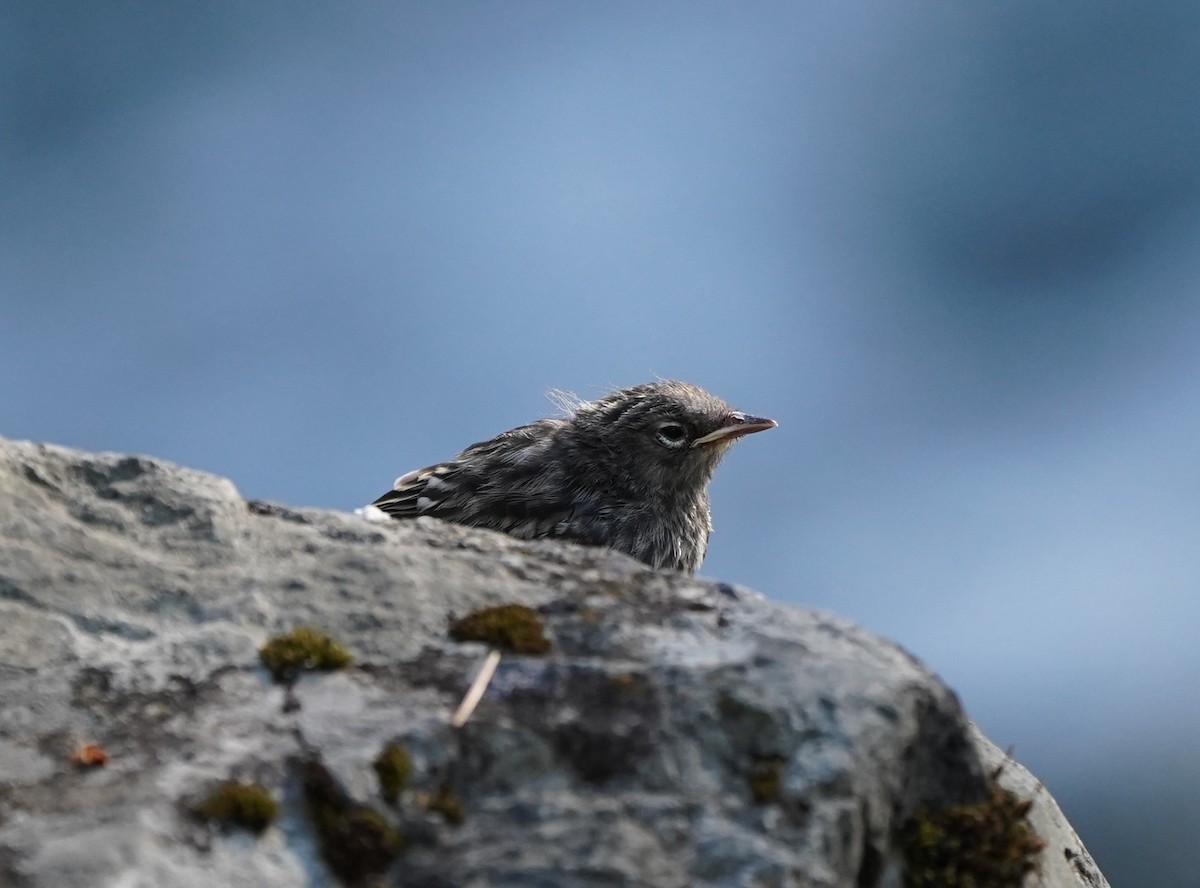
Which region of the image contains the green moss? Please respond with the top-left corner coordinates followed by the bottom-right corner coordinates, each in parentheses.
top-left (448, 604), bottom-right (551, 655)
top-left (373, 742), bottom-right (412, 804)
top-left (749, 757), bottom-right (786, 804)
top-left (900, 779), bottom-right (1044, 888)
top-left (193, 781), bottom-right (278, 835)
top-left (426, 782), bottom-right (465, 826)
top-left (259, 627), bottom-right (352, 682)
top-left (303, 759), bottom-right (403, 884)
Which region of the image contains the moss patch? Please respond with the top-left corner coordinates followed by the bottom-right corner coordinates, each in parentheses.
top-left (373, 742), bottom-right (412, 804)
top-left (259, 627), bottom-right (352, 682)
top-left (900, 778), bottom-right (1044, 887)
top-left (426, 782), bottom-right (465, 826)
top-left (303, 759), bottom-right (403, 884)
top-left (749, 757), bottom-right (786, 804)
top-left (448, 604), bottom-right (551, 655)
top-left (193, 781), bottom-right (278, 835)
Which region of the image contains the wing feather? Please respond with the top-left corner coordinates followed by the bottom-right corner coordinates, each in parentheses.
top-left (368, 419), bottom-right (567, 524)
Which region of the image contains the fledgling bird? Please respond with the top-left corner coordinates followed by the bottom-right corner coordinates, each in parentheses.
top-left (367, 381), bottom-right (776, 574)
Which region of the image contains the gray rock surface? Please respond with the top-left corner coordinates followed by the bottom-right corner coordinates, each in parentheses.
top-left (0, 437), bottom-right (1108, 887)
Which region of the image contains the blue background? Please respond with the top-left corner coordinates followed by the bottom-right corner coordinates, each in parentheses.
top-left (4, 4), bottom-right (1198, 884)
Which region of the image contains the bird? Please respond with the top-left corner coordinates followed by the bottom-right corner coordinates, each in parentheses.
top-left (366, 381), bottom-right (776, 574)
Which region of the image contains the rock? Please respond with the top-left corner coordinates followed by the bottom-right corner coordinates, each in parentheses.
top-left (972, 727), bottom-right (1110, 888)
top-left (0, 437), bottom-right (1107, 888)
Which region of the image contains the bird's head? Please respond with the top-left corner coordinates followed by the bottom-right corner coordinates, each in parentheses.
top-left (568, 381), bottom-right (777, 495)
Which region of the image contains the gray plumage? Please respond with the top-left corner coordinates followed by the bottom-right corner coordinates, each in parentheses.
top-left (369, 381), bottom-right (776, 574)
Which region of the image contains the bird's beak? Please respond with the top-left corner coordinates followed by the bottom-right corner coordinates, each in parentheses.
top-left (691, 413), bottom-right (778, 448)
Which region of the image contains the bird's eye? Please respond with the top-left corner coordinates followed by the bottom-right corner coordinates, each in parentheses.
top-left (655, 422), bottom-right (688, 448)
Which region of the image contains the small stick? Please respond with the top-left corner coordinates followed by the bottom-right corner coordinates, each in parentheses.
top-left (450, 649), bottom-right (502, 728)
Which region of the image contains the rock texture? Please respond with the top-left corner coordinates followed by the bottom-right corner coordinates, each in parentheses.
top-left (0, 437), bottom-right (1108, 888)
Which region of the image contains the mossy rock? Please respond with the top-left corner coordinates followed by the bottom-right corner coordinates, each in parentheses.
top-left (259, 627), bottom-right (352, 682)
top-left (193, 781), bottom-right (278, 835)
top-left (373, 742), bottom-right (412, 804)
top-left (303, 759), bottom-right (403, 883)
top-left (426, 782), bottom-right (465, 826)
top-left (448, 603), bottom-right (551, 655)
top-left (900, 778), bottom-right (1044, 887)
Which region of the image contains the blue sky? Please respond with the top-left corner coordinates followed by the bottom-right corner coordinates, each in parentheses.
top-left (4, 4), bottom-right (1199, 883)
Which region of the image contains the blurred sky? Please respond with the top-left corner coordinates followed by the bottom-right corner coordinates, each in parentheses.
top-left (3, 3), bottom-right (1198, 884)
